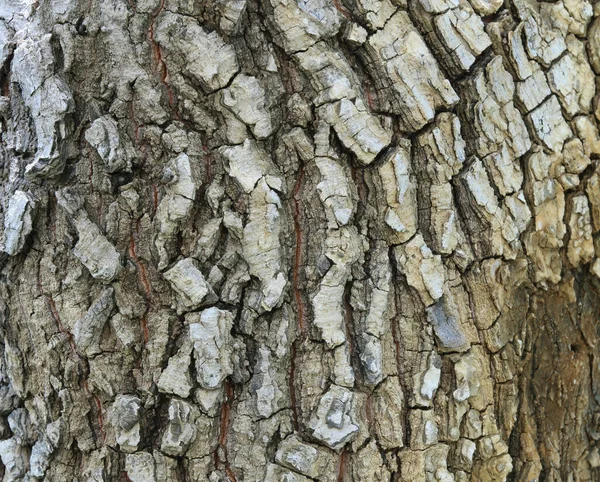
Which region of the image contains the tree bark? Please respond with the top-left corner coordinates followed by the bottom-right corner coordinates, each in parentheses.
top-left (0, 0), bottom-right (599, 480)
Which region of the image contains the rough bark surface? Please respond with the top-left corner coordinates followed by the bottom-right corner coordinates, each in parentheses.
top-left (0, 0), bottom-right (599, 481)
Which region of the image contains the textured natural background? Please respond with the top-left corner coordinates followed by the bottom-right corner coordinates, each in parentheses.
top-left (0, 0), bottom-right (600, 480)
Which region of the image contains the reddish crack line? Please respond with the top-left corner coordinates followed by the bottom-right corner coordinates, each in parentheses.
top-left (332, 0), bottom-right (352, 19)
top-left (337, 449), bottom-right (347, 482)
top-left (147, 0), bottom-right (180, 119)
top-left (389, 272), bottom-right (404, 380)
top-left (365, 85), bottom-right (376, 112)
top-left (82, 378), bottom-right (106, 441)
top-left (215, 379), bottom-right (237, 481)
top-left (203, 145), bottom-right (213, 183)
top-left (128, 223), bottom-right (151, 344)
top-left (343, 283), bottom-right (355, 361)
top-left (37, 203), bottom-right (107, 442)
top-left (46, 295), bottom-right (78, 356)
top-left (290, 164), bottom-right (306, 432)
top-left (292, 165), bottom-right (306, 334)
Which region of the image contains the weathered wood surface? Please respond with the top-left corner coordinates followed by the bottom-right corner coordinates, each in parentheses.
top-left (0, 0), bottom-right (599, 480)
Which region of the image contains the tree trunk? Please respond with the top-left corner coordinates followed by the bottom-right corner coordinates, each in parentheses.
top-left (1, 0), bottom-right (599, 480)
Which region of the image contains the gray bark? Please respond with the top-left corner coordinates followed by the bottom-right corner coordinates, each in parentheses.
top-left (0, 0), bottom-right (599, 480)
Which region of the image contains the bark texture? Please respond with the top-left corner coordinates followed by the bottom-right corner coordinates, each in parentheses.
top-left (0, 0), bottom-right (600, 480)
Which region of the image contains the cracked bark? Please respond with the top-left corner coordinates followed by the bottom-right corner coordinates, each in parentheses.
top-left (0, 0), bottom-right (600, 481)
